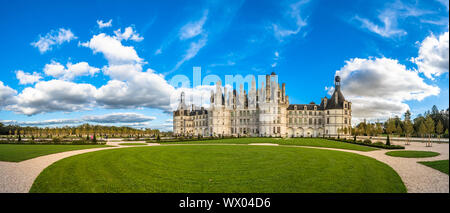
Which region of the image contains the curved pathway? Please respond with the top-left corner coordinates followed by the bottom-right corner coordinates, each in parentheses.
top-left (0, 140), bottom-right (448, 193)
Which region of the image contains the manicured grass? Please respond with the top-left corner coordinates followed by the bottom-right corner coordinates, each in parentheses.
top-left (31, 145), bottom-right (405, 193)
top-left (418, 160), bottom-right (449, 175)
top-left (385, 151), bottom-right (440, 158)
top-left (118, 143), bottom-right (147, 146)
top-left (165, 138), bottom-right (378, 152)
top-left (0, 144), bottom-right (111, 162)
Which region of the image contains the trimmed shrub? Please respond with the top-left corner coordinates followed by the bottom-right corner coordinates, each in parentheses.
top-left (363, 139), bottom-right (372, 144)
top-left (52, 137), bottom-right (62, 144)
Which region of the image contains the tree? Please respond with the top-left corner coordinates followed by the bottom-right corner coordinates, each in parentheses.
top-left (396, 124), bottom-right (403, 136)
top-left (436, 120), bottom-right (444, 138)
top-left (424, 116), bottom-right (435, 147)
top-left (386, 118), bottom-right (396, 135)
top-left (404, 110), bottom-right (411, 122)
top-left (419, 122), bottom-right (427, 138)
top-left (386, 134), bottom-right (390, 146)
top-left (403, 119), bottom-right (414, 145)
top-left (375, 123), bottom-right (383, 136)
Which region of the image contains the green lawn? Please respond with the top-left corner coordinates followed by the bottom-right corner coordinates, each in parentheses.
top-left (118, 143), bottom-right (148, 146)
top-left (418, 160), bottom-right (449, 175)
top-left (385, 151), bottom-right (440, 158)
top-left (0, 144), bottom-right (111, 162)
top-left (30, 145), bottom-right (405, 193)
top-left (165, 138), bottom-right (377, 151)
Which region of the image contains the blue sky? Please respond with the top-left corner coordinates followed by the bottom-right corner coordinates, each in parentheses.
top-left (0, 0), bottom-right (448, 130)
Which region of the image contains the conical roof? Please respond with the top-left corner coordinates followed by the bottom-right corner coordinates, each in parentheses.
top-left (326, 88), bottom-right (345, 109)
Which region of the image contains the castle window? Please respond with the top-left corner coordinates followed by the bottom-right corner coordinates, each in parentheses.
top-left (327, 111), bottom-right (329, 115)
top-left (309, 118), bottom-right (312, 125)
top-left (309, 112), bottom-right (312, 115)
top-left (327, 118), bottom-right (330, 124)
top-left (345, 118), bottom-right (348, 124)
top-left (289, 118), bottom-right (292, 124)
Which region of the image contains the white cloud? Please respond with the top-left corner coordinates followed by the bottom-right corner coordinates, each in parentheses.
top-left (354, 15), bottom-right (406, 38)
top-left (97, 19), bottom-right (112, 28)
top-left (9, 26), bottom-right (215, 116)
top-left (15, 70), bottom-right (42, 85)
top-left (10, 80), bottom-right (97, 115)
top-left (272, 51), bottom-right (280, 67)
top-left (1, 112), bottom-right (156, 126)
top-left (114, 26), bottom-right (143, 42)
top-left (31, 28), bottom-right (77, 53)
top-left (80, 33), bottom-right (143, 65)
top-left (436, 0), bottom-right (449, 11)
top-left (43, 61), bottom-right (100, 80)
top-left (1, 119), bottom-right (81, 126)
top-left (353, 1), bottom-right (433, 38)
top-left (179, 11), bottom-right (208, 40)
top-left (332, 57), bottom-right (440, 123)
top-left (272, 0), bottom-right (309, 40)
top-left (412, 31), bottom-right (449, 79)
top-left (172, 35), bottom-right (208, 72)
top-left (0, 81), bottom-right (17, 107)
top-left (96, 68), bottom-right (176, 111)
top-left (83, 112), bottom-right (156, 123)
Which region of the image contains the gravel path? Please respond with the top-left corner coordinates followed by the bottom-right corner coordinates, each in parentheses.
top-left (0, 141), bottom-right (448, 193)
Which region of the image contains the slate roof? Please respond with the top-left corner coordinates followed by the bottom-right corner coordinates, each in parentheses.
top-left (287, 104), bottom-right (324, 110)
top-left (326, 89), bottom-right (345, 109)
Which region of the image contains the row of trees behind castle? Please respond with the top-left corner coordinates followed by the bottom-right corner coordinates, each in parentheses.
top-left (0, 123), bottom-right (164, 138)
top-left (352, 105), bottom-right (449, 138)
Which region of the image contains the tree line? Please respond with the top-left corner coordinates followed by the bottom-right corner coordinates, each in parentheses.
top-left (0, 123), bottom-right (169, 138)
top-left (353, 105), bottom-right (449, 139)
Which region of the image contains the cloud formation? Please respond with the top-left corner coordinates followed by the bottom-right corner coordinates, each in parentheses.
top-left (0, 81), bottom-right (17, 107)
top-left (97, 19), bottom-right (112, 28)
top-left (83, 112), bottom-right (156, 123)
top-left (31, 28), bottom-right (77, 53)
top-left (114, 26), bottom-right (143, 42)
top-left (1, 112), bottom-right (156, 126)
top-left (43, 61), bottom-right (100, 80)
top-left (332, 57), bottom-right (440, 123)
top-left (179, 10), bottom-right (208, 40)
top-left (412, 31), bottom-right (449, 79)
top-left (10, 80), bottom-right (97, 115)
top-left (80, 33), bottom-right (143, 65)
top-left (272, 0), bottom-right (309, 40)
top-left (15, 70), bottom-right (42, 85)
top-left (353, 1), bottom-right (433, 38)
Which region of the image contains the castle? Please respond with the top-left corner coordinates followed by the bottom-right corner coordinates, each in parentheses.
top-left (173, 73), bottom-right (352, 137)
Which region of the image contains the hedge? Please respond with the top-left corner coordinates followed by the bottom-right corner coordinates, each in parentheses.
top-left (328, 138), bottom-right (404, 149)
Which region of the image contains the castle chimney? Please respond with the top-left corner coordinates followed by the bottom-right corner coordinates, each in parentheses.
top-left (335, 76), bottom-right (341, 92)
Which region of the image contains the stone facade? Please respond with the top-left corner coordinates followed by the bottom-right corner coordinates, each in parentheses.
top-left (173, 73), bottom-right (352, 137)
